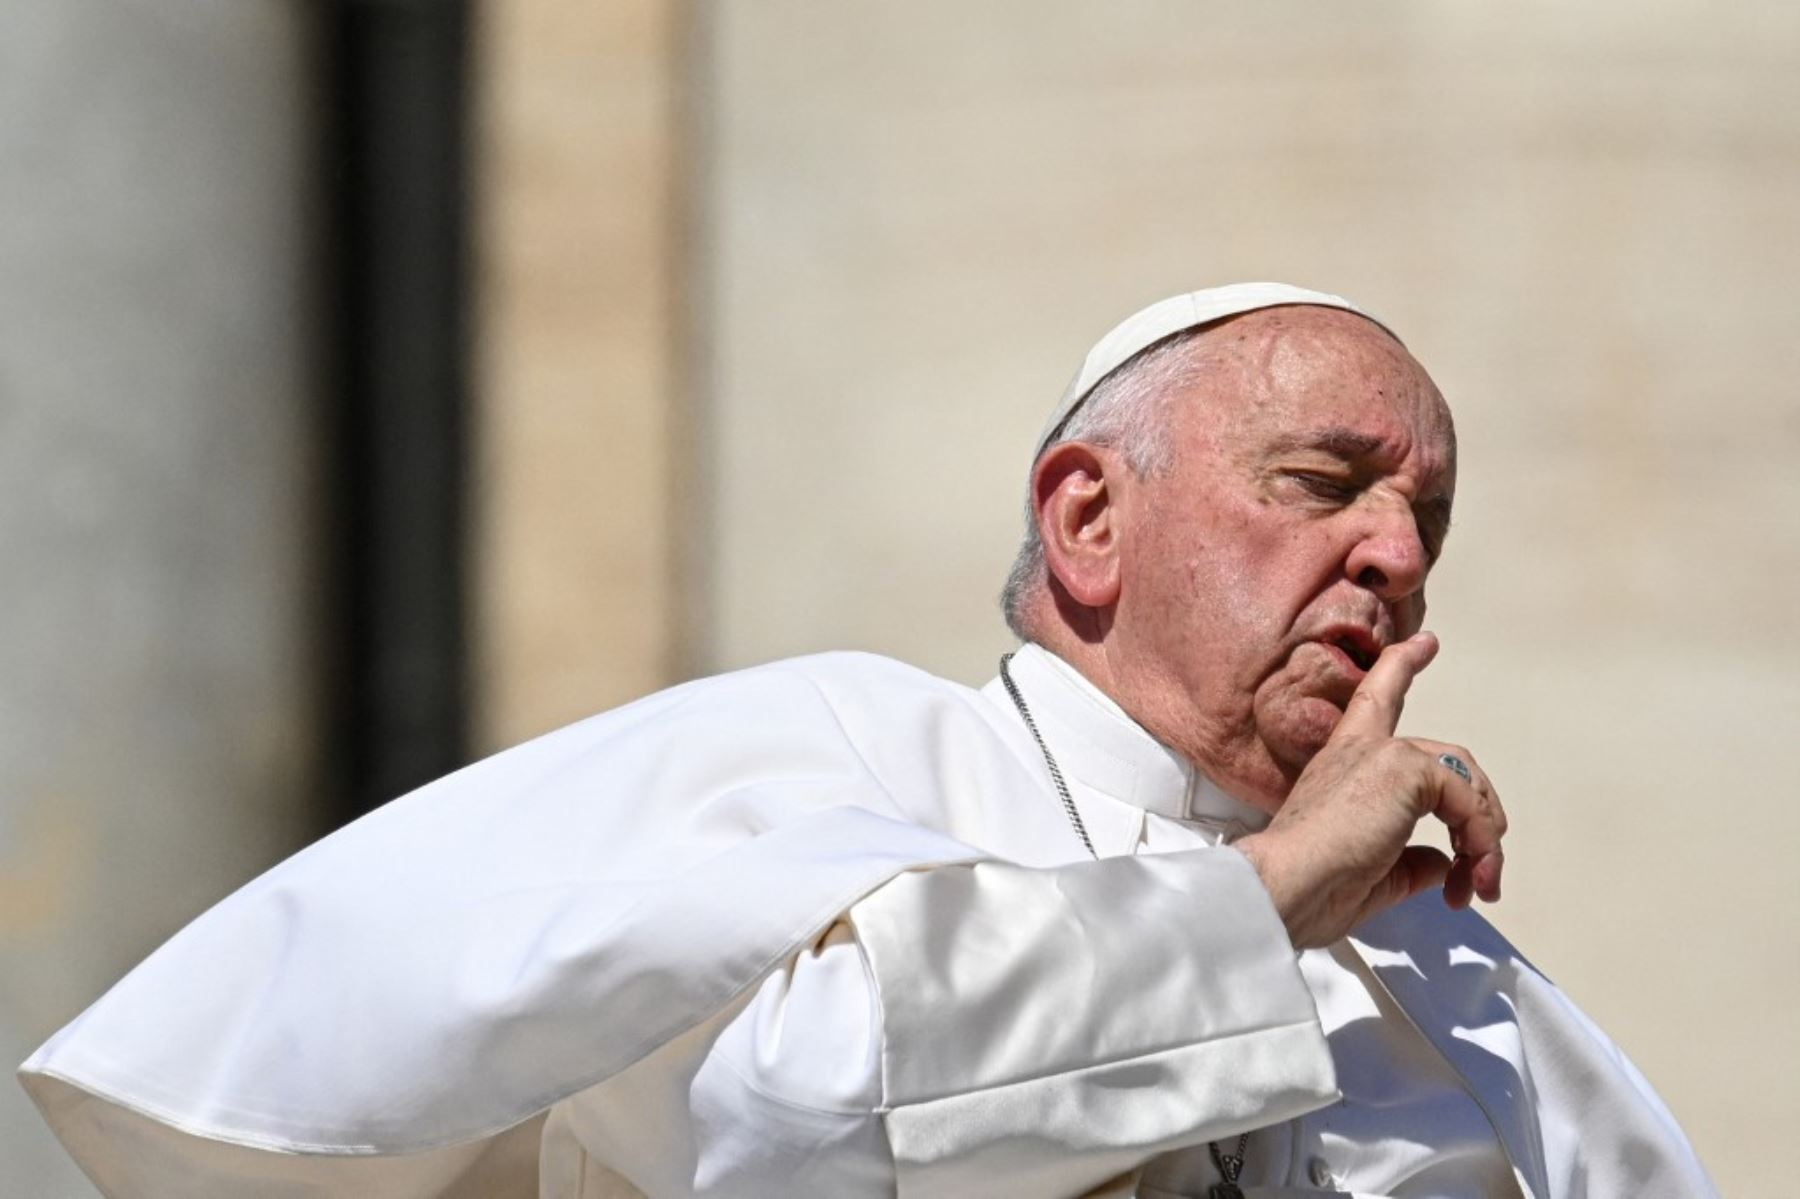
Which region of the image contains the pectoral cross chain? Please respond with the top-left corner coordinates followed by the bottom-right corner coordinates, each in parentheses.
top-left (1207, 1131), bottom-right (1249, 1199)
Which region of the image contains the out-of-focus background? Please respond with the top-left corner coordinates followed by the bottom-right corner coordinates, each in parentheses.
top-left (4, 1), bottom-right (1795, 1193)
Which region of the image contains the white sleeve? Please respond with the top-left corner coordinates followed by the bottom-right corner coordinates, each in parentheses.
top-left (547, 919), bottom-right (892, 1198)
top-left (555, 846), bottom-right (1333, 1199)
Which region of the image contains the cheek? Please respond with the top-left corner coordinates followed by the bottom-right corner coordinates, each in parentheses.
top-left (1212, 528), bottom-right (1330, 625)
top-left (1178, 548), bottom-right (1261, 626)
top-left (1252, 669), bottom-right (1348, 767)
top-left (1176, 553), bottom-right (1294, 693)
top-left (1131, 494), bottom-right (1315, 649)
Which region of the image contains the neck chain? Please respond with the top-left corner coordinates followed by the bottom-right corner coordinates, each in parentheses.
top-left (998, 651), bottom-right (1252, 1199)
top-left (998, 651), bottom-right (1097, 858)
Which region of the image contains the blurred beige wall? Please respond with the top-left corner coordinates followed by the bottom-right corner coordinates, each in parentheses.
top-left (472, 0), bottom-right (691, 750)
top-left (482, 3), bottom-right (1797, 1192)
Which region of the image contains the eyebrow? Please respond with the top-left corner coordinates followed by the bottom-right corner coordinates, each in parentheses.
top-left (1276, 425), bottom-right (1457, 527)
top-left (1270, 427), bottom-right (1389, 458)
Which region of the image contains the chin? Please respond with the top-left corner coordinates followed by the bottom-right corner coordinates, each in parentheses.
top-left (1263, 697), bottom-right (1344, 769)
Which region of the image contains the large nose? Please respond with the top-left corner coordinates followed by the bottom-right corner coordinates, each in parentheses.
top-left (1344, 506), bottom-right (1429, 602)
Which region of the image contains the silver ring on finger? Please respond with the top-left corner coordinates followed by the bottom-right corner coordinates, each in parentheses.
top-left (1437, 752), bottom-right (1474, 784)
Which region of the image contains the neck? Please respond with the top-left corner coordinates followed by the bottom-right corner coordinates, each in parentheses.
top-left (1030, 624), bottom-right (1290, 816)
top-left (1001, 644), bottom-right (1271, 834)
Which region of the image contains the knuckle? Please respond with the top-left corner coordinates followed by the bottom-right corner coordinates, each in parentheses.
top-left (1376, 738), bottom-right (1414, 766)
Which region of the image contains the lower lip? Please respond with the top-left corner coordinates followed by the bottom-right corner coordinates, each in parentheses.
top-left (1318, 641), bottom-right (1368, 677)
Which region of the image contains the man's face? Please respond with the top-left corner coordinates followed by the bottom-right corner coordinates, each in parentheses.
top-left (1107, 306), bottom-right (1457, 811)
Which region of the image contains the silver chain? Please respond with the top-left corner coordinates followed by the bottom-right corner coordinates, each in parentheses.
top-left (998, 652), bottom-right (1097, 859)
top-left (1207, 1132), bottom-right (1252, 1198)
top-left (998, 651), bottom-right (1253, 1197)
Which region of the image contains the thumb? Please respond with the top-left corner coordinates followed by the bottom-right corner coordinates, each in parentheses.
top-left (1366, 844), bottom-right (1454, 919)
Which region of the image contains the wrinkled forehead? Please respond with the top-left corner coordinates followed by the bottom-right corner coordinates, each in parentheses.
top-left (1216, 308), bottom-right (1451, 436)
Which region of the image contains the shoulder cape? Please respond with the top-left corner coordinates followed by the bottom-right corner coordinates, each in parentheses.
top-left (21, 654), bottom-right (1006, 1197)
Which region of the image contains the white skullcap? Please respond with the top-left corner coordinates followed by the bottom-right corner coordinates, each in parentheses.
top-left (1035, 282), bottom-right (1396, 455)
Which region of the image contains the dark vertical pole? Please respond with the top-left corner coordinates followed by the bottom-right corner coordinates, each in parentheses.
top-left (321, 0), bottom-right (472, 824)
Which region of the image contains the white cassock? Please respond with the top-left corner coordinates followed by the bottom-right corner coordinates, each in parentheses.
top-left (21, 645), bottom-right (1715, 1198)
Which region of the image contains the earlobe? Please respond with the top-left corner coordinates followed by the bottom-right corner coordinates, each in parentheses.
top-left (1033, 443), bottom-right (1123, 610)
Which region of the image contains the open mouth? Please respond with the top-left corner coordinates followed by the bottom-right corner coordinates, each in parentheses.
top-left (1328, 633), bottom-right (1379, 671)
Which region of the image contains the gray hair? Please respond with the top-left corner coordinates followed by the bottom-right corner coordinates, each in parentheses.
top-left (999, 327), bottom-right (1213, 640)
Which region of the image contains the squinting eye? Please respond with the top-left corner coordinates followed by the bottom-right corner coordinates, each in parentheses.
top-left (1291, 472), bottom-right (1355, 501)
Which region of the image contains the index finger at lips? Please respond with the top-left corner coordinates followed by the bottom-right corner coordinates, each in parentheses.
top-left (1334, 632), bottom-right (1440, 741)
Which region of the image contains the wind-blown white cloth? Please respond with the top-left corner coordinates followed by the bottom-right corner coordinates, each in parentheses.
top-left (20, 648), bottom-right (1715, 1197)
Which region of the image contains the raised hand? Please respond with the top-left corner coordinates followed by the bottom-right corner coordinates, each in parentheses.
top-left (1234, 633), bottom-right (1507, 950)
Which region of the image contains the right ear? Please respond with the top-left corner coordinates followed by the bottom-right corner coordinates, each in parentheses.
top-left (1031, 441), bottom-right (1124, 612)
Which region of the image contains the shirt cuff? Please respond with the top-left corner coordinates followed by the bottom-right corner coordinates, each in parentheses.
top-left (850, 847), bottom-right (1336, 1197)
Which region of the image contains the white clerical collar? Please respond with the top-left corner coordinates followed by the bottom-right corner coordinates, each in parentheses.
top-left (995, 643), bottom-right (1271, 833)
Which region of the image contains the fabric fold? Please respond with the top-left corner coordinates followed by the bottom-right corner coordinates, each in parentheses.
top-left (853, 845), bottom-right (1337, 1197)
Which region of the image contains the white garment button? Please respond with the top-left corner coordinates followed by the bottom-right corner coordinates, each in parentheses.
top-left (1307, 1156), bottom-right (1335, 1188)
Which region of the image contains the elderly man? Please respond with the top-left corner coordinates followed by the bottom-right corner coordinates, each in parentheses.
top-left (23, 284), bottom-right (1713, 1197)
